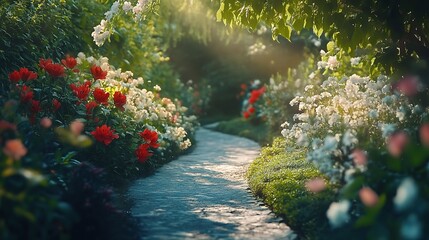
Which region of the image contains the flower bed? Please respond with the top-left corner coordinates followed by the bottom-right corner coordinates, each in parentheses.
top-left (1, 53), bottom-right (198, 238)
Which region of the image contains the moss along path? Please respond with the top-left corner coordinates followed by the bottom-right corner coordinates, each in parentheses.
top-left (129, 128), bottom-right (296, 239)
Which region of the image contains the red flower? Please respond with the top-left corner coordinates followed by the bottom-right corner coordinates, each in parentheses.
top-left (70, 81), bottom-right (91, 104)
top-left (91, 124), bottom-right (119, 145)
top-left (248, 106), bottom-right (255, 114)
top-left (240, 83), bottom-right (247, 90)
top-left (243, 111), bottom-right (250, 119)
top-left (39, 58), bottom-right (53, 69)
top-left (139, 129), bottom-right (160, 148)
top-left (31, 100), bottom-right (41, 114)
top-left (85, 101), bottom-right (98, 115)
top-left (45, 63), bottom-right (65, 77)
top-left (19, 68), bottom-right (38, 81)
top-left (61, 56), bottom-right (77, 69)
top-left (20, 85), bottom-right (34, 103)
top-left (91, 65), bottom-right (107, 80)
top-left (8, 70), bottom-right (21, 83)
top-left (113, 91), bottom-right (126, 111)
top-left (93, 88), bottom-right (110, 105)
top-left (52, 99), bottom-right (61, 111)
top-left (135, 143), bottom-right (153, 163)
top-left (248, 87), bottom-right (265, 104)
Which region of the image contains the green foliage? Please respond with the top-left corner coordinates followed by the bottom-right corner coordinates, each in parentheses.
top-left (327, 128), bottom-right (429, 239)
top-left (0, 0), bottom-right (83, 75)
top-left (247, 137), bottom-right (336, 239)
top-left (216, 0), bottom-right (429, 75)
top-left (214, 117), bottom-right (271, 145)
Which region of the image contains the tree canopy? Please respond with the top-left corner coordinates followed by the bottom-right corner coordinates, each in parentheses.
top-left (216, 0), bottom-right (429, 75)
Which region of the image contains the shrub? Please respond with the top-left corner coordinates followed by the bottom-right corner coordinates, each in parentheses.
top-left (247, 138), bottom-right (335, 239)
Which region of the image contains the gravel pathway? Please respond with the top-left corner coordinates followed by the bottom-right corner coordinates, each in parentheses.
top-left (129, 128), bottom-right (296, 239)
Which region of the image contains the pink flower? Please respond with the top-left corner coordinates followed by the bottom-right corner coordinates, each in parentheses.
top-left (393, 76), bottom-right (423, 97)
top-left (70, 120), bottom-right (85, 136)
top-left (352, 149), bottom-right (367, 166)
top-left (40, 117), bottom-right (52, 128)
top-left (359, 187), bottom-right (379, 207)
top-left (420, 123), bottom-right (429, 147)
top-left (387, 131), bottom-right (409, 157)
top-left (3, 139), bottom-right (27, 160)
top-left (305, 178), bottom-right (326, 193)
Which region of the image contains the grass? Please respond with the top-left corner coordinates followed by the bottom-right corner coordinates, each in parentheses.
top-left (247, 137), bottom-right (336, 239)
top-left (213, 117), bottom-right (273, 145)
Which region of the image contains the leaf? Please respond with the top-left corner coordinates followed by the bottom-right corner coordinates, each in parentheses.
top-left (327, 41), bottom-right (335, 52)
top-left (355, 194), bottom-right (386, 228)
top-left (216, 3), bottom-right (224, 21)
top-left (278, 24), bottom-right (292, 40)
top-left (341, 176), bottom-right (364, 198)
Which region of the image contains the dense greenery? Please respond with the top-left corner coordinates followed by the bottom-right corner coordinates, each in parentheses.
top-left (247, 138), bottom-right (335, 239)
top-left (216, 0), bottom-right (429, 76)
top-left (214, 117), bottom-right (271, 145)
top-left (0, 0), bottom-right (83, 75)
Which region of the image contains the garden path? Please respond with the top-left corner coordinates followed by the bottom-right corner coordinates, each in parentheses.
top-left (129, 127), bottom-right (296, 239)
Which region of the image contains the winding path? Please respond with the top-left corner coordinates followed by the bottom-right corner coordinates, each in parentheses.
top-left (129, 128), bottom-right (296, 239)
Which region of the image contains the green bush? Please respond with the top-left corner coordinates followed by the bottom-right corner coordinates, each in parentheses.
top-left (247, 137), bottom-right (336, 239)
top-left (214, 117), bottom-right (271, 145)
top-left (0, 0), bottom-right (83, 75)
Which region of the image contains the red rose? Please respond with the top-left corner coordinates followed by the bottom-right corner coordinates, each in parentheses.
top-left (61, 56), bottom-right (77, 69)
top-left (135, 143), bottom-right (153, 163)
top-left (248, 106), bottom-right (255, 114)
top-left (39, 58), bottom-right (53, 69)
top-left (93, 88), bottom-right (110, 105)
top-left (139, 129), bottom-right (160, 148)
top-left (90, 65), bottom-right (107, 80)
top-left (91, 124), bottom-right (119, 145)
top-left (19, 68), bottom-right (37, 81)
top-left (113, 91), bottom-right (126, 111)
top-left (85, 101), bottom-right (98, 115)
top-left (248, 87), bottom-right (265, 104)
top-left (52, 99), bottom-right (61, 111)
top-left (45, 63), bottom-right (65, 77)
top-left (20, 85), bottom-right (34, 103)
top-left (243, 111), bottom-right (250, 119)
top-left (8, 70), bottom-right (21, 83)
top-left (70, 81), bottom-right (91, 103)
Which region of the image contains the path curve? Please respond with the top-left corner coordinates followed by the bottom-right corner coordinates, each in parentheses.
top-left (129, 128), bottom-right (296, 239)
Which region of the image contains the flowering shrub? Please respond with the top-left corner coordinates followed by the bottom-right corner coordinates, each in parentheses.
top-left (5, 52), bottom-right (198, 177)
top-left (279, 48), bottom-right (425, 182)
top-left (324, 124), bottom-right (429, 239)
top-left (241, 80), bottom-right (266, 123)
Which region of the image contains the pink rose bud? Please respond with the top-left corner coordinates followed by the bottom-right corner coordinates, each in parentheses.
top-left (420, 124), bottom-right (429, 147)
top-left (3, 139), bottom-right (27, 160)
top-left (359, 187), bottom-right (379, 207)
top-left (70, 120), bottom-right (85, 136)
top-left (388, 131), bottom-right (409, 157)
top-left (352, 149), bottom-right (367, 166)
top-left (40, 117), bottom-right (52, 128)
top-left (305, 178), bottom-right (326, 193)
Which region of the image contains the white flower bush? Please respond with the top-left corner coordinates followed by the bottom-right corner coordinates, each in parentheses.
top-left (278, 49), bottom-right (426, 182)
top-left (76, 53), bottom-right (198, 151)
top-left (92, 0), bottom-right (153, 46)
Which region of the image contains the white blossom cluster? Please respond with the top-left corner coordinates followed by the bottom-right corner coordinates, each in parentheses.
top-left (76, 53), bottom-right (198, 151)
top-left (281, 74), bottom-right (424, 181)
top-left (92, 0), bottom-right (151, 46)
